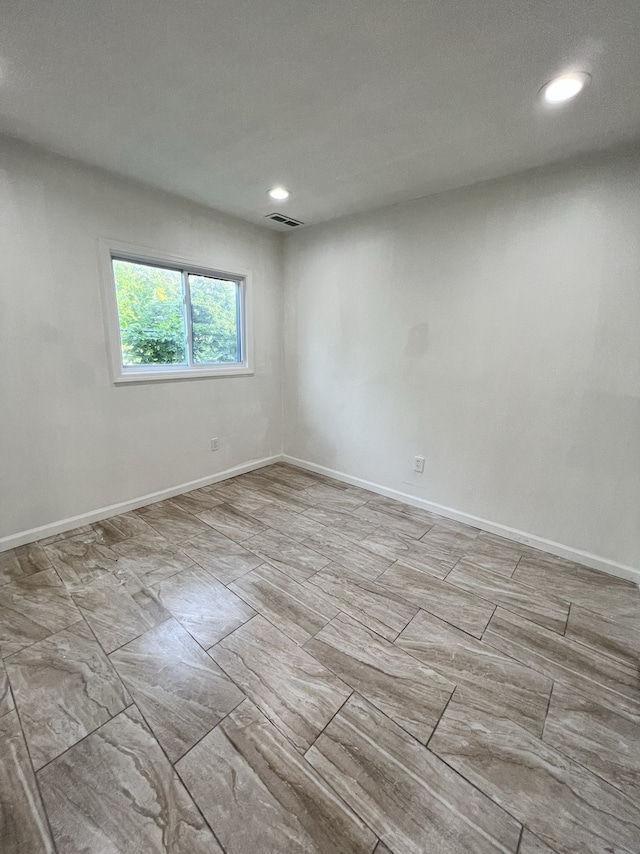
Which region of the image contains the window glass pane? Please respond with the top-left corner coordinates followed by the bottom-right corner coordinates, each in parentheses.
top-left (188, 274), bottom-right (241, 364)
top-left (112, 259), bottom-right (186, 366)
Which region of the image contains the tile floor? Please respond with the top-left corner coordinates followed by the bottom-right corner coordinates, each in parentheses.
top-left (1, 462), bottom-right (639, 854)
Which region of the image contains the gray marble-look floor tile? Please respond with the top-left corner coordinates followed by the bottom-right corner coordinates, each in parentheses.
top-left (181, 528), bottom-right (263, 584)
top-left (396, 609), bottom-right (552, 736)
top-left (111, 532), bottom-right (194, 586)
top-left (167, 490), bottom-right (224, 515)
top-left (484, 608), bottom-right (640, 716)
top-left (306, 693), bottom-right (521, 854)
top-left (38, 524), bottom-right (95, 545)
top-left (363, 494), bottom-right (441, 525)
top-left (197, 503), bottom-right (267, 542)
top-left (302, 505), bottom-right (378, 542)
top-left (138, 501), bottom-right (214, 543)
top-left (38, 705), bottom-right (222, 854)
top-left (0, 569), bottom-right (80, 658)
top-left (0, 659), bottom-right (14, 716)
top-left (513, 553), bottom-right (640, 626)
top-left (6, 620), bottom-right (130, 769)
top-left (305, 613), bottom-right (453, 743)
top-left (564, 604), bottom-right (640, 669)
top-left (248, 503), bottom-right (326, 542)
top-left (43, 533), bottom-right (119, 590)
top-left (284, 465), bottom-right (354, 492)
top-left (230, 563), bottom-right (339, 645)
top-left (0, 710), bottom-right (55, 854)
top-left (305, 483), bottom-right (372, 513)
top-left (234, 471), bottom-right (317, 512)
top-left (261, 463), bottom-right (325, 492)
top-left (543, 681), bottom-right (640, 801)
top-left (429, 695), bottom-right (640, 854)
top-left (353, 503), bottom-right (434, 539)
top-left (0, 543), bottom-right (51, 587)
top-left (110, 619), bottom-right (244, 762)
top-left (376, 562), bottom-right (495, 638)
top-left (461, 532), bottom-right (526, 577)
top-left (419, 523), bottom-right (480, 559)
top-left (177, 699), bottom-right (376, 854)
top-left (205, 481), bottom-right (276, 515)
top-left (245, 528), bottom-right (331, 583)
top-left (155, 565), bottom-right (255, 648)
top-left (446, 561), bottom-right (570, 633)
top-left (72, 567), bottom-right (170, 654)
top-left (373, 843), bottom-right (392, 854)
top-left (360, 527), bottom-right (456, 577)
top-left (210, 615), bottom-right (351, 752)
top-left (92, 511), bottom-right (156, 546)
top-left (307, 563), bottom-right (419, 641)
top-left (303, 528), bottom-right (393, 581)
top-left (519, 830), bottom-right (558, 854)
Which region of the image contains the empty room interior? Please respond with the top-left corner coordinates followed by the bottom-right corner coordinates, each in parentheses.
top-left (1, 2), bottom-right (640, 853)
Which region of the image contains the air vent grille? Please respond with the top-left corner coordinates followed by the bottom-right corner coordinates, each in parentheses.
top-left (266, 213), bottom-right (304, 227)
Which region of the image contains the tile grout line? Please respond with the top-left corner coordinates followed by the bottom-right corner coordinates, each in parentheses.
top-left (426, 740), bottom-right (527, 843)
top-left (299, 691), bottom-right (395, 847)
top-left (203, 617), bottom-right (358, 756)
top-left (7, 674), bottom-right (62, 854)
top-left (6, 614), bottom-right (132, 773)
top-left (540, 680), bottom-right (555, 741)
top-left (480, 605), bottom-right (640, 683)
top-left (538, 682), bottom-right (640, 803)
top-left (223, 583), bottom-right (338, 648)
top-left (511, 554), bottom-right (524, 579)
top-left (315, 683), bottom-right (527, 851)
top-left (425, 684), bottom-right (458, 751)
top-left (32, 701), bottom-right (134, 776)
top-left (563, 602), bottom-right (571, 637)
top-left (300, 617), bottom-right (455, 750)
top-left (128, 699), bottom-right (231, 854)
top-left (442, 564), bottom-right (573, 635)
top-left (170, 695), bottom-right (247, 768)
top-left (78, 611), bottom-right (134, 701)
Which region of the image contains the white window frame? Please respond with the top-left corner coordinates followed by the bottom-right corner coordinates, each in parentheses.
top-left (98, 239), bottom-right (253, 383)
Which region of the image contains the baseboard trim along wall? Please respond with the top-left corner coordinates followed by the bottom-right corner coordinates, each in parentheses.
top-left (4, 450), bottom-right (638, 585)
top-left (283, 455), bottom-right (640, 586)
top-left (0, 455), bottom-right (284, 553)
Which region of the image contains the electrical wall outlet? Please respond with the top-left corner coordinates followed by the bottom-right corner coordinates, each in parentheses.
top-left (414, 455), bottom-right (425, 473)
top-left (210, 438), bottom-right (219, 451)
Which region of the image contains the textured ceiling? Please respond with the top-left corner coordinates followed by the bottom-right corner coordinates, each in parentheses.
top-left (1, 0), bottom-right (639, 228)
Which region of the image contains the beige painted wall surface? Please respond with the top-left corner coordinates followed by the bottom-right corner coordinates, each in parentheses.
top-left (283, 149), bottom-right (640, 567)
top-left (0, 139), bottom-right (283, 538)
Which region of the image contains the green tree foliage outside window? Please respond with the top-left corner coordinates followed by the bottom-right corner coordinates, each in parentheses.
top-left (190, 275), bottom-right (239, 364)
top-left (113, 259), bottom-right (240, 366)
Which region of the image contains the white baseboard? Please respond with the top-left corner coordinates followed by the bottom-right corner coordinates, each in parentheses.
top-left (5, 450), bottom-right (638, 586)
top-left (0, 455), bottom-right (284, 553)
top-left (283, 455), bottom-right (640, 585)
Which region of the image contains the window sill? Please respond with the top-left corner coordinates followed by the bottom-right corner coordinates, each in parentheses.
top-left (113, 366), bottom-right (254, 384)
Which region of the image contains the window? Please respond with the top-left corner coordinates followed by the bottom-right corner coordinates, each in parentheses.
top-left (101, 242), bottom-right (251, 382)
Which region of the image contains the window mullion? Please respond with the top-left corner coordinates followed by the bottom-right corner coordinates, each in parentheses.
top-left (182, 270), bottom-right (195, 367)
top-left (236, 281), bottom-right (243, 362)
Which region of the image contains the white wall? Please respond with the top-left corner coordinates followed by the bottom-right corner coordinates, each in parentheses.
top-left (2, 137), bottom-right (638, 572)
top-left (0, 138), bottom-right (283, 541)
top-left (283, 148), bottom-right (640, 570)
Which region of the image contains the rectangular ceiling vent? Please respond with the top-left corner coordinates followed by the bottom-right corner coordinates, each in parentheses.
top-left (266, 213), bottom-right (304, 227)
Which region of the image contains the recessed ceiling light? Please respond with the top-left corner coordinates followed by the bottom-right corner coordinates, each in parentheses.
top-left (541, 72), bottom-right (591, 105)
top-left (268, 186), bottom-right (290, 201)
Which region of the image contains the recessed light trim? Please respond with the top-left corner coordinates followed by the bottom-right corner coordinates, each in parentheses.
top-left (541, 72), bottom-right (591, 105)
top-left (268, 186), bottom-right (290, 201)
